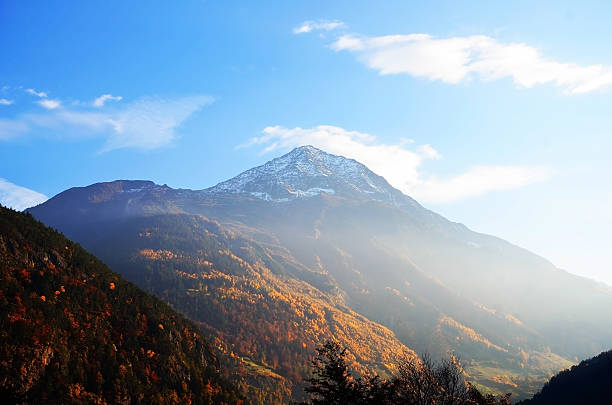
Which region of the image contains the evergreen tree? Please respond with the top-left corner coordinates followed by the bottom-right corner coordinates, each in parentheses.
top-left (305, 341), bottom-right (359, 404)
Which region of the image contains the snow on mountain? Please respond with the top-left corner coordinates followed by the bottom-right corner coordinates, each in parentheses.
top-left (38, 147), bottom-right (422, 211)
top-left (205, 145), bottom-right (419, 207)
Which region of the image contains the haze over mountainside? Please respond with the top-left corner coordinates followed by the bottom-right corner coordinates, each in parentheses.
top-left (91, 213), bottom-right (417, 400)
top-left (0, 206), bottom-right (243, 404)
top-left (28, 146), bottom-right (612, 399)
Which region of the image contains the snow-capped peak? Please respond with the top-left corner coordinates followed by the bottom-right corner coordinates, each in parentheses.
top-left (205, 146), bottom-right (416, 207)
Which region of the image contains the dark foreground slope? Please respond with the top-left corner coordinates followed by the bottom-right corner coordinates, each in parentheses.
top-left (0, 206), bottom-right (242, 404)
top-left (520, 350), bottom-right (612, 405)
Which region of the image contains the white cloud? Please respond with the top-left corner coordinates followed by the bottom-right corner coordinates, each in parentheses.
top-left (294, 20), bottom-right (345, 34)
top-left (409, 165), bottom-right (551, 203)
top-left (37, 99), bottom-right (62, 110)
top-left (0, 95), bottom-right (213, 151)
top-left (25, 88), bottom-right (48, 98)
top-left (417, 144), bottom-right (441, 160)
top-left (93, 94), bottom-right (123, 107)
top-left (24, 110), bottom-right (113, 133)
top-left (101, 95), bottom-right (212, 151)
top-left (0, 179), bottom-right (48, 211)
top-left (0, 99), bottom-right (13, 105)
top-left (328, 33), bottom-right (612, 94)
top-left (243, 125), bottom-right (551, 203)
top-left (0, 120), bottom-right (29, 140)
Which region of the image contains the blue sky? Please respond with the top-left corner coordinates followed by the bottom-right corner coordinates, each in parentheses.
top-left (1, 0), bottom-right (612, 285)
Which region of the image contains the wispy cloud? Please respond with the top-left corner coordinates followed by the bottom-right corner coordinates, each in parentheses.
top-left (101, 95), bottom-right (212, 151)
top-left (409, 166), bottom-right (551, 203)
top-left (293, 20), bottom-right (345, 34)
top-left (0, 99), bottom-right (13, 105)
top-left (25, 88), bottom-right (48, 98)
top-left (25, 87), bottom-right (62, 108)
top-left (311, 32), bottom-right (612, 94)
top-left (0, 120), bottom-right (29, 140)
top-left (37, 99), bottom-right (62, 110)
top-left (0, 95), bottom-right (213, 151)
top-left (0, 179), bottom-right (48, 211)
top-left (242, 125), bottom-right (551, 203)
top-left (93, 94), bottom-right (123, 107)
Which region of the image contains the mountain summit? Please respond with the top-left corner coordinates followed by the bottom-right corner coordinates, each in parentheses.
top-left (206, 146), bottom-right (417, 207)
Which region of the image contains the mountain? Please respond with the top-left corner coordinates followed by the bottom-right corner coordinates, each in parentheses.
top-left (28, 146), bottom-right (612, 399)
top-left (93, 212), bottom-right (419, 399)
top-left (519, 350), bottom-right (612, 404)
top-left (0, 205), bottom-right (243, 404)
top-left (207, 145), bottom-right (417, 208)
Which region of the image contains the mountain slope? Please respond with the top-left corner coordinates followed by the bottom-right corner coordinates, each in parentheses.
top-left (85, 213), bottom-right (418, 399)
top-left (27, 146), bottom-right (612, 399)
top-left (520, 350), bottom-right (612, 404)
top-left (0, 206), bottom-right (242, 404)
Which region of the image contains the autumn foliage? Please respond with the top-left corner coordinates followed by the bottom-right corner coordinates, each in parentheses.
top-left (0, 206), bottom-right (243, 404)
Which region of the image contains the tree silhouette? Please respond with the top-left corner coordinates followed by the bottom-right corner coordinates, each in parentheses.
top-left (305, 341), bottom-right (359, 404)
top-left (304, 340), bottom-right (511, 405)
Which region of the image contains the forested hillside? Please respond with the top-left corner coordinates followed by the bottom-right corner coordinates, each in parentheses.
top-left (519, 350), bottom-right (612, 404)
top-left (92, 213), bottom-right (417, 399)
top-left (0, 206), bottom-right (242, 404)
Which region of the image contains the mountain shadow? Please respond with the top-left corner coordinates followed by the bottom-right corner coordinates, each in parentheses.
top-left (519, 350), bottom-right (612, 405)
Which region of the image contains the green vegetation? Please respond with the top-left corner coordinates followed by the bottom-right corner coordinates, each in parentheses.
top-left (0, 206), bottom-right (243, 404)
